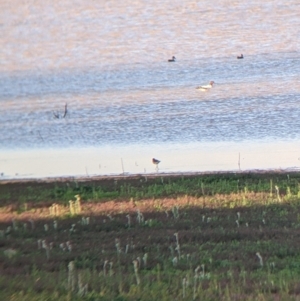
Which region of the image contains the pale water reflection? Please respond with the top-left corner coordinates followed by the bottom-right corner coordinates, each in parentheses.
top-left (1, 0), bottom-right (300, 179)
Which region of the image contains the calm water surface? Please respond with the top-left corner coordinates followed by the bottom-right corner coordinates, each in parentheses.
top-left (1, 0), bottom-right (300, 178)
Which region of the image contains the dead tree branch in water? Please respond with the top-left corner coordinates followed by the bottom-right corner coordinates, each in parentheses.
top-left (38, 130), bottom-right (44, 142)
top-left (53, 112), bottom-right (60, 119)
top-left (53, 103), bottom-right (68, 119)
top-left (63, 103), bottom-right (68, 118)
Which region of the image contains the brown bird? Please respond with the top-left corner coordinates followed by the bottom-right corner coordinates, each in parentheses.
top-left (152, 158), bottom-right (161, 165)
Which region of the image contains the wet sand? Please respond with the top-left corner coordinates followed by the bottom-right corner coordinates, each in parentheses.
top-left (1, 168), bottom-right (299, 191)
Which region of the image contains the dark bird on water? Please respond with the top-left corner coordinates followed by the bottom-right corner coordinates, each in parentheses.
top-left (152, 158), bottom-right (161, 165)
top-left (237, 54), bottom-right (244, 59)
top-left (168, 56), bottom-right (176, 62)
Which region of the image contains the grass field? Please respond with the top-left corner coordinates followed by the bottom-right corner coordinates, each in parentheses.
top-left (1, 172), bottom-right (300, 300)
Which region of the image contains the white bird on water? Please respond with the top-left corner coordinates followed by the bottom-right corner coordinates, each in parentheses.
top-left (196, 81), bottom-right (214, 91)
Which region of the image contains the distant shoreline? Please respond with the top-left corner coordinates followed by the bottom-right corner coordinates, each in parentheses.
top-left (1, 168), bottom-right (299, 186)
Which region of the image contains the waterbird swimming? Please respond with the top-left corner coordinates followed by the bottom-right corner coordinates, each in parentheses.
top-left (196, 81), bottom-right (214, 91)
top-left (237, 54), bottom-right (244, 59)
top-left (168, 56), bottom-right (176, 62)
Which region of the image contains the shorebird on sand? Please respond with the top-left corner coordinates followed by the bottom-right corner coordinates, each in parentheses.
top-left (152, 158), bottom-right (160, 171)
top-left (152, 158), bottom-right (160, 165)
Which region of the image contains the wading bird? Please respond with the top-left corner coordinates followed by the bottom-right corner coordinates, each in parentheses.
top-left (152, 158), bottom-right (161, 171)
top-left (152, 158), bottom-right (160, 165)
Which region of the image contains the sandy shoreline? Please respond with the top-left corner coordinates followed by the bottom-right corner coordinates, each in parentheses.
top-left (1, 141), bottom-right (300, 181)
top-left (1, 168), bottom-right (299, 186)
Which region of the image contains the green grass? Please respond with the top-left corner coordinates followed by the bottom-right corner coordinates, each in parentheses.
top-left (1, 171), bottom-right (300, 204)
top-left (1, 172), bottom-right (300, 300)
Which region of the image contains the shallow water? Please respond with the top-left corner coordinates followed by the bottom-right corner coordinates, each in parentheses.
top-left (1, 0), bottom-right (300, 179)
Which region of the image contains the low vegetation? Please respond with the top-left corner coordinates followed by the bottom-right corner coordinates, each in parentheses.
top-left (1, 172), bottom-right (300, 300)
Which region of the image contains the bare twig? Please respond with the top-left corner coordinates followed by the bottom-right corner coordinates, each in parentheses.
top-left (38, 130), bottom-right (44, 142)
top-left (53, 103), bottom-right (68, 119)
top-left (53, 112), bottom-right (60, 119)
top-left (63, 103), bottom-right (68, 118)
